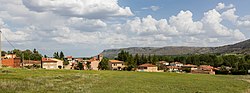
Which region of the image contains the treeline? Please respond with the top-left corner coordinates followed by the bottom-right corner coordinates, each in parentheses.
top-left (2, 49), bottom-right (42, 61)
top-left (115, 50), bottom-right (250, 71)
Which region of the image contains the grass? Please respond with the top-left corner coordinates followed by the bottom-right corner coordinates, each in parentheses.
top-left (0, 68), bottom-right (250, 93)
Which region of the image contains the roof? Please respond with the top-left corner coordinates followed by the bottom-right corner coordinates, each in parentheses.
top-left (23, 60), bottom-right (41, 64)
top-left (182, 64), bottom-right (197, 67)
top-left (42, 58), bottom-right (57, 62)
top-left (109, 60), bottom-right (123, 63)
top-left (138, 64), bottom-right (156, 67)
top-left (66, 56), bottom-right (73, 58)
top-left (199, 65), bottom-right (214, 70)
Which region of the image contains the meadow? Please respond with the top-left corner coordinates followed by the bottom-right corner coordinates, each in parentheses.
top-left (0, 68), bottom-right (249, 93)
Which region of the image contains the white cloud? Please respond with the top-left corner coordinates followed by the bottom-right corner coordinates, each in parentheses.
top-left (0, 1), bottom-right (248, 56)
top-left (237, 16), bottom-right (250, 30)
top-left (202, 9), bottom-right (232, 36)
top-left (66, 17), bottom-right (107, 31)
top-left (22, 0), bottom-right (133, 19)
top-left (142, 6), bottom-right (160, 11)
top-left (123, 15), bottom-right (178, 36)
top-left (216, 3), bottom-right (234, 10)
top-left (169, 10), bottom-right (203, 35)
top-left (0, 19), bottom-right (31, 42)
top-left (216, 3), bottom-right (225, 10)
top-left (221, 8), bottom-right (238, 22)
top-left (150, 6), bottom-right (160, 11)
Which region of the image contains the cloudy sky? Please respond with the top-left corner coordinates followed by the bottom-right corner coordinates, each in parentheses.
top-left (0, 0), bottom-right (250, 57)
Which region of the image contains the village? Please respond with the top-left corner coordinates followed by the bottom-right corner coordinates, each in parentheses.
top-left (1, 53), bottom-right (233, 75)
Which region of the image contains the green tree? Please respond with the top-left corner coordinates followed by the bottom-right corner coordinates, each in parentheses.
top-left (98, 58), bottom-right (109, 70)
top-left (59, 51), bottom-right (64, 59)
top-left (1, 51), bottom-right (7, 56)
top-left (53, 52), bottom-right (59, 59)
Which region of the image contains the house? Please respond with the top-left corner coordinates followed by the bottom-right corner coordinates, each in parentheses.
top-left (158, 61), bottom-right (169, 66)
top-left (42, 58), bottom-right (63, 69)
top-left (108, 60), bottom-right (125, 70)
top-left (166, 62), bottom-right (184, 72)
top-left (166, 66), bottom-right (181, 72)
top-left (4, 54), bottom-right (17, 59)
top-left (89, 58), bottom-right (100, 70)
top-left (191, 65), bottom-right (215, 74)
top-left (50, 58), bottom-right (64, 69)
top-left (182, 64), bottom-right (198, 70)
top-left (1, 54), bottom-right (21, 68)
top-left (137, 64), bottom-right (158, 72)
top-left (87, 54), bottom-right (103, 70)
top-left (170, 62), bottom-right (183, 67)
top-left (181, 64), bottom-right (198, 73)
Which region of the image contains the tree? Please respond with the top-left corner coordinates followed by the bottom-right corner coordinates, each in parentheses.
top-left (59, 51), bottom-right (64, 59)
top-left (53, 52), bottom-right (59, 59)
top-left (1, 51), bottom-right (7, 56)
top-left (134, 54), bottom-right (140, 65)
top-left (33, 48), bottom-right (38, 54)
top-left (98, 58), bottom-right (109, 70)
top-left (44, 55), bottom-right (48, 58)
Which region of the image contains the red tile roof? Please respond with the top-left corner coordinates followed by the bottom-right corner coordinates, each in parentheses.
top-left (109, 60), bottom-right (123, 63)
top-left (138, 64), bottom-right (156, 67)
top-left (199, 65), bottom-right (214, 71)
top-left (42, 58), bottom-right (57, 62)
top-left (66, 56), bottom-right (73, 58)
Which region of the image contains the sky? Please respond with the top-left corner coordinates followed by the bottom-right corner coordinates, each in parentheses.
top-left (0, 0), bottom-right (250, 57)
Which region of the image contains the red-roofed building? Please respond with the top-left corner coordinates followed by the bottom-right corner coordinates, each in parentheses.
top-left (137, 63), bottom-right (158, 72)
top-left (191, 65), bottom-right (215, 74)
top-left (42, 58), bottom-right (63, 69)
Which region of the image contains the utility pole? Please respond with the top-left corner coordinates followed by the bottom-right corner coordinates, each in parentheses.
top-left (0, 30), bottom-right (2, 68)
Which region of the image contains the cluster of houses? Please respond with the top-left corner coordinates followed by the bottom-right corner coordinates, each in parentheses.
top-left (1, 54), bottom-right (64, 69)
top-left (1, 54), bottom-right (226, 75)
top-left (158, 61), bottom-right (216, 74)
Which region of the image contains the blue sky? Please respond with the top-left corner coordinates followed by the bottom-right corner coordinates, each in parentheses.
top-left (0, 0), bottom-right (250, 57)
top-left (119, 0), bottom-right (250, 19)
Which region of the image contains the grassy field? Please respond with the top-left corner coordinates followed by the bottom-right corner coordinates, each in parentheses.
top-left (0, 68), bottom-right (249, 93)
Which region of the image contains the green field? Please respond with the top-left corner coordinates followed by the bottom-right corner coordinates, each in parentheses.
top-left (0, 68), bottom-right (249, 93)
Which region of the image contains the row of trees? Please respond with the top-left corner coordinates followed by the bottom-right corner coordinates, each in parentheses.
top-left (53, 51), bottom-right (65, 60)
top-left (52, 51), bottom-right (69, 65)
top-left (2, 49), bottom-right (43, 61)
top-left (114, 50), bottom-right (250, 71)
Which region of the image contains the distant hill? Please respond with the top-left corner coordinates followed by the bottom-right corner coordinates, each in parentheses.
top-left (101, 39), bottom-right (250, 58)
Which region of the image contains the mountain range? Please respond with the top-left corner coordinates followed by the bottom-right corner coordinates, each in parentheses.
top-left (101, 39), bottom-right (250, 58)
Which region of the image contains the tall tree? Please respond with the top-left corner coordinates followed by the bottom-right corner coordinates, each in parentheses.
top-left (59, 51), bottom-right (64, 59)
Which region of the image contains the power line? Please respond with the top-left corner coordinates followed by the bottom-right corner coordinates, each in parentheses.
top-left (1, 30), bottom-right (16, 49)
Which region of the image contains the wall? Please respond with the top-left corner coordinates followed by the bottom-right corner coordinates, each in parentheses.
top-left (42, 62), bottom-right (57, 69)
top-left (2, 58), bottom-right (21, 68)
top-left (90, 61), bottom-right (100, 70)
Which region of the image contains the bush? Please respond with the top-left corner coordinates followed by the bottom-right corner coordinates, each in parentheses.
top-left (215, 70), bottom-right (230, 75)
top-left (182, 68), bottom-right (191, 73)
top-left (231, 69), bottom-right (248, 75)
